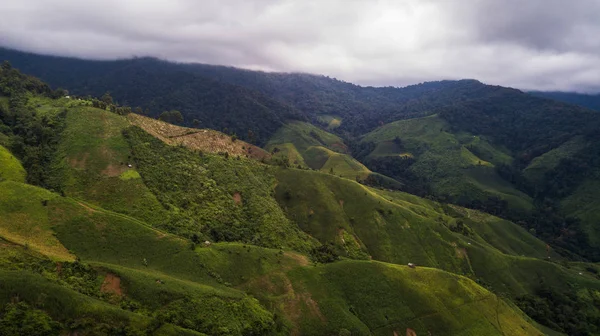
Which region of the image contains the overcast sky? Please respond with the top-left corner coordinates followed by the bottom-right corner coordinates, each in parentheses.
top-left (1, 0), bottom-right (599, 92)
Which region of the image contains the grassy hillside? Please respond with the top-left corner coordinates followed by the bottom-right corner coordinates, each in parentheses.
top-left (0, 145), bottom-right (26, 182)
top-left (267, 121), bottom-right (372, 180)
top-left (523, 136), bottom-right (587, 183)
top-left (0, 181), bottom-right (73, 261)
top-left (274, 169), bottom-right (554, 273)
top-left (361, 115), bottom-right (532, 211)
top-left (50, 105), bottom-right (168, 227)
top-left (0, 179), bottom-right (548, 335)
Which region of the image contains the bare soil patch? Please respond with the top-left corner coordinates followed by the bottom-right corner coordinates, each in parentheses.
top-left (233, 192), bottom-right (242, 205)
top-left (68, 153), bottom-right (89, 169)
top-left (100, 273), bottom-right (123, 297)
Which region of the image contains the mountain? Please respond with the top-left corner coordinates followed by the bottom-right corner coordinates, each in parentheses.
top-left (0, 48), bottom-right (519, 138)
top-left (0, 48), bottom-right (307, 146)
top-left (4, 48), bottom-right (600, 259)
top-left (530, 91), bottom-right (600, 111)
top-left (2, 53), bottom-right (600, 334)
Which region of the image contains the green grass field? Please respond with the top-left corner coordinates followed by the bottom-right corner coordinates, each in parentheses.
top-left (267, 121), bottom-right (347, 154)
top-left (0, 145), bottom-right (26, 183)
top-left (2, 93), bottom-right (599, 334)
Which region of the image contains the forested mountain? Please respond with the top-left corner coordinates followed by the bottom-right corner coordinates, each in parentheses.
top-left (530, 91), bottom-right (600, 111)
top-left (0, 48), bottom-right (306, 145)
top-left (0, 48), bottom-right (519, 137)
top-left (2, 59), bottom-right (600, 335)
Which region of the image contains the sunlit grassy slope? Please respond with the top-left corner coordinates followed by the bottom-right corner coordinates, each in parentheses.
top-left (361, 115), bottom-right (532, 211)
top-left (50, 105), bottom-right (167, 226)
top-left (267, 121), bottom-right (372, 179)
top-left (0, 145), bottom-right (26, 182)
top-left (0, 179), bottom-right (546, 335)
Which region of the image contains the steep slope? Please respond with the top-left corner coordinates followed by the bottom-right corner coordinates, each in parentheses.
top-left (127, 113), bottom-right (270, 160)
top-left (0, 144), bottom-right (26, 182)
top-left (3, 56), bottom-right (600, 335)
top-left (49, 104), bottom-right (168, 227)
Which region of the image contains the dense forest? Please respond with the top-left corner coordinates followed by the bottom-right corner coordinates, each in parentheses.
top-left (530, 91), bottom-right (600, 111)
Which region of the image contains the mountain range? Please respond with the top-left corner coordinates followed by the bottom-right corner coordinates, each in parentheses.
top-left (1, 47), bottom-right (600, 335)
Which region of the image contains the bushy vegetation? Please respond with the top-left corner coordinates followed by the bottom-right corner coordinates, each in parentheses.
top-left (517, 285), bottom-right (600, 336)
top-left (124, 126), bottom-right (315, 251)
top-left (0, 61), bottom-right (67, 190)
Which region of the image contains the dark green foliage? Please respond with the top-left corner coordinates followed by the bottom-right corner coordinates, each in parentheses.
top-left (530, 91), bottom-right (600, 112)
top-left (516, 285), bottom-right (600, 336)
top-left (153, 297), bottom-right (275, 336)
top-left (158, 110), bottom-right (184, 124)
top-left (310, 243), bottom-right (340, 263)
top-left (0, 64), bottom-right (67, 190)
top-left (438, 89), bottom-right (599, 158)
top-left (0, 302), bottom-right (61, 336)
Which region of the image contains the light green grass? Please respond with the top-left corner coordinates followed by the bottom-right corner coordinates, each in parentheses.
top-left (316, 115), bottom-right (342, 129)
top-left (0, 181), bottom-right (74, 261)
top-left (267, 121), bottom-right (347, 154)
top-left (52, 106), bottom-right (168, 227)
top-left (267, 121), bottom-right (370, 180)
top-left (285, 261), bottom-right (542, 336)
top-left (118, 169), bottom-right (141, 180)
top-left (0, 145), bottom-right (26, 182)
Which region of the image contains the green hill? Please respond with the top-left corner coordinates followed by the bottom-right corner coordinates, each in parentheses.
top-left (361, 115), bottom-right (532, 212)
top-left (0, 178), bottom-right (548, 335)
top-left (267, 121), bottom-right (371, 180)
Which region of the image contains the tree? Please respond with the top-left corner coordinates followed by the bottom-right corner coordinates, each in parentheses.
top-left (101, 92), bottom-right (113, 105)
top-left (192, 119), bottom-right (201, 128)
top-left (158, 110), bottom-right (184, 124)
top-left (0, 302), bottom-right (61, 336)
top-left (134, 107), bottom-right (143, 114)
top-left (1, 60), bottom-right (11, 71)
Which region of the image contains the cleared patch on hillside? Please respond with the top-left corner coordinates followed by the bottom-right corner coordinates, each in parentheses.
top-left (127, 114), bottom-right (270, 160)
top-left (100, 273), bottom-right (123, 297)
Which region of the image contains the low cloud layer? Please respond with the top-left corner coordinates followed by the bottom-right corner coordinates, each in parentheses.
top-left (1, 0), bottom-right (599, 92)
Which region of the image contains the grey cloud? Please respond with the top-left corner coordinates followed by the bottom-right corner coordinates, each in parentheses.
top-left (0, 0), bottom-right (599, 92)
